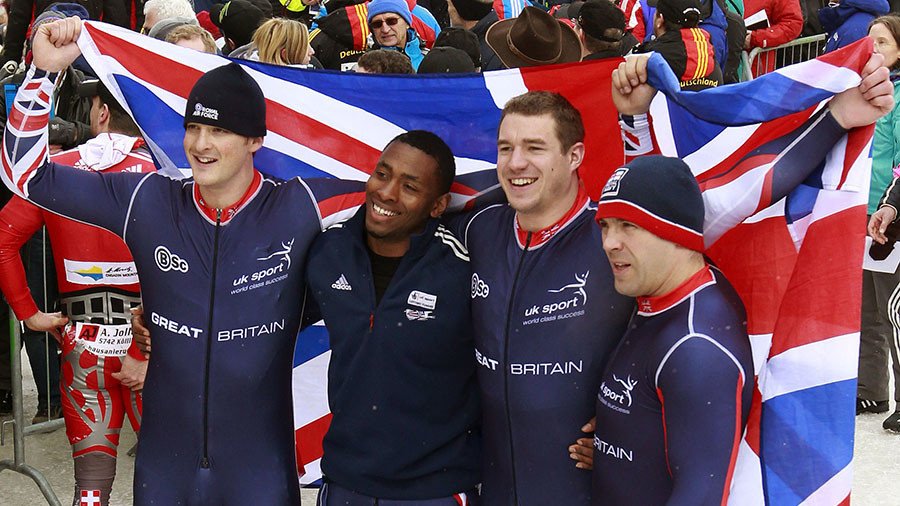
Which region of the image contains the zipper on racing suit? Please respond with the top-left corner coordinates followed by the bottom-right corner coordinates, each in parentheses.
top-left (201, 209), bottom-right (222, 469)
top-left (503, 232), bottom-right (531, 505)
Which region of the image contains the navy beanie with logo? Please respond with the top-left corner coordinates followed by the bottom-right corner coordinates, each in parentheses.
top-left (184, 62), bottom-right (267, 138)
top-left (596, 155), bottom-right (705, 251)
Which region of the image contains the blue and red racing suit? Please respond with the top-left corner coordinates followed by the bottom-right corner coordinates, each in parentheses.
top-left (0, 66), bottom-right (364, 505)
top-left (591, 266), bottom-right (753, 505)
top-left (451, 185), bottom-right (635, 506)
top-left (456, 91), bottom-right (848, 501)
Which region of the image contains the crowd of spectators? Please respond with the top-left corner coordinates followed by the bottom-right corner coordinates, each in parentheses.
top-left (0, 0), bottom-right (855, 82)
top-left (0, 0), bottom-right (878, 84)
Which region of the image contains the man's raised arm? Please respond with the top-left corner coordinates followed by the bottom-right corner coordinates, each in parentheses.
top-left (611, 52), bottom-right (894, 243)
top-left (0, 17), bottom-right (149, 236)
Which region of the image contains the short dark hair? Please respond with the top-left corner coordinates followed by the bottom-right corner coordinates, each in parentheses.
top-left (357, 49), bottom-right (415, 74)
top-left (388, 130), bottom-right (456, 194)
top-left (579, 0), bottom-right (625, 54)
top-left (449, 0), bottom-right (493, 22)
top-left (97, 94), bottom-right (141, 137)
top-left (499, 91), bottom-right (584, 151)
top-left (434, 27), bottom-right (481, 69)
top-left (81, 80), bottom-right (142, 137)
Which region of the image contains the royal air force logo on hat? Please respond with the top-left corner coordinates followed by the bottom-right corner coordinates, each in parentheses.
top-left (601, 167), bottom-right (629, 197)
top-left (193, 102), bottom-right (219, 121)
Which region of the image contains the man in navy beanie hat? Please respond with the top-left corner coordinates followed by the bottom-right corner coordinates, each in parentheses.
top-left (6, 17), bottom-right (366, 505)
top-left (590, 154), bottom-right (754, 504)
top-left (184, 62), bottom-right (266, 138)
top-left (179, 61), bottom-right (268, 199)
top-left (596, 155), bottom-right (704, 253)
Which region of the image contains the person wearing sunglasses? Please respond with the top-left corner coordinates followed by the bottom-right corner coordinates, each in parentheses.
top-left (366, 0), bottom-right (429, 71)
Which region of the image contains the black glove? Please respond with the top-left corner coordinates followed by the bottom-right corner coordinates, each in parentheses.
top-left (48, 117), bottom-right (89, 148)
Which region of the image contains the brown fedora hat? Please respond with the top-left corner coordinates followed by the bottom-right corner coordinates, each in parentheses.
top-left (486, 6), bottom-right (583, 68)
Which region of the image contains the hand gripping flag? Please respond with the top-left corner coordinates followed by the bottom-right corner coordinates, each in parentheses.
top-left (78, 20), bottom-right (872, 500)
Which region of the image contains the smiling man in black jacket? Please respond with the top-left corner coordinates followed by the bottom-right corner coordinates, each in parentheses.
top-left (305, 130), bottom-right (480, 506)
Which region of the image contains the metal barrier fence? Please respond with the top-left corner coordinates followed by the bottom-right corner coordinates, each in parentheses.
top-left (0, 307), bottom-right (63, 506)
top-left (742, 34), bottom-right (828, 81)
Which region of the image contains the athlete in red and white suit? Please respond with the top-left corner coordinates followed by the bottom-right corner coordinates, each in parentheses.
top-left (0, 125), bottom-right (155, 506)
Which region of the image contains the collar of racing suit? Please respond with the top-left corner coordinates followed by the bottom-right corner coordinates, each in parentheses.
top-left (76, 133), bottom-right (145, 171)
top-left (635, 264), bottom-right (715, 316)
top-left (192, 169), bottom-right (263, 224)
top-left (514, 182), bottom-right (590, 249)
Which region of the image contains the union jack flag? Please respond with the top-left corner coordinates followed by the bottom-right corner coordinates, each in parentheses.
top-left (635, 41), bottom-right (874, 504)
top-left (76, 20), bottom-right (623, 484)
top-left (76, 20), bottom-right (871, 502)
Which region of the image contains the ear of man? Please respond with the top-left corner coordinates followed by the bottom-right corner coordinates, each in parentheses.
top-left (248, 136), bottom-right (265, 153)
top-left (98, 103), bottom-right (110, 127)
top-left (568, 141), bottom-right (585, 171)
top-left (430, 193), bottom-right (451, 218)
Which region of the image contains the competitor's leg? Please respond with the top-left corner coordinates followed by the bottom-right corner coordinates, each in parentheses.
top-left (61, 329), bottom-right (127, 506)
top-left (72, 454), bottom-right (117, 506)
top-left (71, 368), bottom-right (137, 505)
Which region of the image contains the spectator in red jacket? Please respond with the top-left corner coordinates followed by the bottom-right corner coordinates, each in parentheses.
top-left (743, 0), bottom-right (803, 75)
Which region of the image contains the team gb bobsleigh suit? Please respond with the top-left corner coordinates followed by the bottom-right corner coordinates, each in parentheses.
top-left (449, 184), bottom-right (635, 506)
top-left (588, 154), bottom-right (753, 505)
top-left (0, 133), bottom-right (153, 506)
top-left (0, 67), bottom-right (363, 505)
top-left (606, 63), bottom-right (863, 504)
top-left (591, 266), bottom-right (753, 505)
top-left (457, 50), bottom-right (855, 505)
